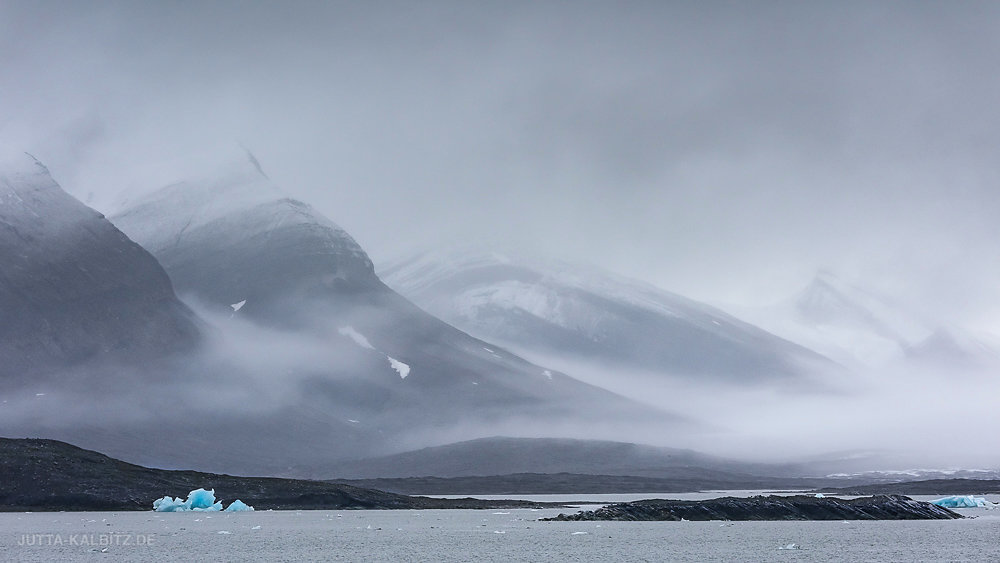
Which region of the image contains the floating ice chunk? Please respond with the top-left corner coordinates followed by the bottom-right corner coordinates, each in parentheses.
top-left (543, 370), bottom-right (553, 380)
top-left (152, 488), bottom-right (250, 512)
top-left (187, 488), bottom-right (220, 510)
top-left (338, 326), bottom-right (374, 349)
top-left (152, 496), bottom-right (187, 512)
top-left (814, 493), bottom-right (825, 498)
top-left (778, 543), bottom-right (800, 550)
top-left (224, 499), bottom-right (255, 512)
top-left (388, 357), bottom-right (410, 379)
top-left (571, 531), bottom-right (588, 535)
top-left (230, 299), bottom-right (246, 312)
top-left (931, 495), bottom-right (997, 509)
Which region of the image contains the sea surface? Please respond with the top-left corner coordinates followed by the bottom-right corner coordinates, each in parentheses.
top-left (2, 493), bottom-right (998, 562)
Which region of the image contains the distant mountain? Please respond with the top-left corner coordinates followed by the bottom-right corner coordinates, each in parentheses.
top-left (108, 157), bottom-right (681, 472)
top-left (0, 153), bottom-right (200, 384)
top-left (380, 248), bottom-right (833, 385)
top-left (325, 436), bottom-right (796, 480)
top-left (739, 270), bottom-right (998, 369)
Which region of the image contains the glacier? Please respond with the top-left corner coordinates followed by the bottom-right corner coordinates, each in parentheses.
top-left (931, 495), bottom-right (997, 509)
top-left (152, 488), bottom-right (254, 512)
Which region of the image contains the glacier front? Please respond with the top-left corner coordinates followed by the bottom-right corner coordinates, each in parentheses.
top-left (931, 495), bottom-right (997, 509)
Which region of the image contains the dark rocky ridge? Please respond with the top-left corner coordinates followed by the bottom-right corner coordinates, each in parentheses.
top-left (0, 438), bottom-right (561, 512)
top-left (544, 495), bottom-right (961, 521)
top-left (0, 154), bottom-right (200, 383)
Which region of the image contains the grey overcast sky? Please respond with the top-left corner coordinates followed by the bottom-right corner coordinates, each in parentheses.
top-left (2, 0), bottom-right (999, 332)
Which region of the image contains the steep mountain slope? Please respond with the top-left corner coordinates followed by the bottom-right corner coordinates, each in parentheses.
top-left (109, 159), bottom-right (680, 464)
top-left (0, 153), bottom-right (200, 383)
top-left (380, 248), bottom-right (833, 385)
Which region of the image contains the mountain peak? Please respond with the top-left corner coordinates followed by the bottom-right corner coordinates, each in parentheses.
top-left (794, 270), bottom-right (933, 348)
top-left (241, 146), bottom-right (269, 180)
top-left (112, 166), bottom-right (377, 315)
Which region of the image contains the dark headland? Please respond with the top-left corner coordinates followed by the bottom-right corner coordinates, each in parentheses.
top-left (0, 438), bottom-right (560, 512)
top-left (544, 495), bottom-right (962, 521)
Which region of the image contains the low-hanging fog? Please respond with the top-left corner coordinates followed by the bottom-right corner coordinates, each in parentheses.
top-left (2, 1), bottom-right (999, 470)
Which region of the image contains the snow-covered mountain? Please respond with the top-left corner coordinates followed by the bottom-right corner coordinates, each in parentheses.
top-left (106, 157), bottom-right (683, 473)
top-left (380, 248), bottom-right (834, 386)
top-left (739, 270), bottom-right (999, 370)
top-left (0, 153), bottom-right (200, 384)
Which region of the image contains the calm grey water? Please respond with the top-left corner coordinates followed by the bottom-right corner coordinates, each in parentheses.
top-left (2, 495), bottom-right (998, 562)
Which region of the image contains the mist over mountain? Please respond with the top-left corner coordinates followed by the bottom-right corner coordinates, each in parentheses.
top-left (380, 247), bottom-right (836, 392)
top-left (102, 157), bottom-right (688, 471)
top-left (737, 270), bottom-right (1000, 371)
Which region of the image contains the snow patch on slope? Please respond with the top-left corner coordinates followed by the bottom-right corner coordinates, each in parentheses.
top-left (387, 357), bottom-right (410, 379)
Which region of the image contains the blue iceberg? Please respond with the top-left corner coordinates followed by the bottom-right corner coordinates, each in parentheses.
top-left (224, 499), bottom-right (255, 512)
top-left (931, 495), bottom-right (995, 509)
top-left (152, 488), bottom-right (254, 512)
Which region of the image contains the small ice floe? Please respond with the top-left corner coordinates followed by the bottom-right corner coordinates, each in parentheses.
top-left (35, 393), bottom-right (45, 397)
top-left (347, 419), bottom-right (360, 424)
top-left (216, 531), bottom-right (231, 535)
top-left (492, 512), bottom-right (510, 515)
top-left (493, 530), bottom-right (506, 534)
top-left (543, 370), bottom-right (553, 380)
top-left (778, 543), bottom-right (800, 550)
top-left (251, 525), bottom-right (262, 530)
top-left (814, 493), bottom-right (825, 498)
top-left (225, 500), bottom-right (254, 512)
top-left (571, 531), bottom-right (588, 535)
top-left (230, 299), bottom-right (247, 313)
